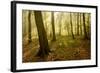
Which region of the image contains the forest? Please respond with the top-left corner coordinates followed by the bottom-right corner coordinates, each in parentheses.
top-left (22, 10), bottom-right (91, 62)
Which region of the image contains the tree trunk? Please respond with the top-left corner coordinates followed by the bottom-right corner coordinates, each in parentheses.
top-left (70, 13), bottom-right (75, 39)
top-left (79, 13), bottom-right (82, 35)
top-left (87, 14), bottom-right (91, 39)
top-left (65, 20), bottom-right (70, 36)
top-left (66, 23), bottom-right (70, 36)
top-left (51, 12), bottom-right (56, 41)
top-left (28, 11), bottom-right (32, 43)
top-left (75, 13), bottom-right (77, 35)
top-left (58, 13), bottom-right (62, 36)
top-left (34, 11), bottom-right (50, 58)
top-left (83, 13), bottom-right (88, 39)
top-left (77, 13), bottom-right (79, 35)
top-left (59, 23), bottom-right (61, 36)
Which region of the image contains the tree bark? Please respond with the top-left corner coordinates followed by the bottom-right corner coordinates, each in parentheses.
top-left (83, 13), bottom-right (88, 39)
top-left (34, 11), bottom-right (50, 58)
top-left (77, 13), bottom-right (79, 35)
top-left (51, 12), bottom-right (56, 41)
top-left (79, 13), bottom-right (82, 35)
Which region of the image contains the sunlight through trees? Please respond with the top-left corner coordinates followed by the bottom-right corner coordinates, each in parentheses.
top-left (22, 10), bottom-right (91, 62)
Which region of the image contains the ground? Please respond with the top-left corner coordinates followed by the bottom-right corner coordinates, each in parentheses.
top-left (22, 36), bottom-right (91, 63)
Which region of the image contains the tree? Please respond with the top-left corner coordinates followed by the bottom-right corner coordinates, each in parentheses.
top-left (75, 13), bottom-right (77, 35)
top-left (58, 13), bottom-right (63, 36)
top-left (77, 13), bottom-right (79, 35)
top-left (34, 11), bottom-right (50, 58)
top-left (51, 12), bottom-right (56, 41)
top-left (83, 13), bottom-right (88, 39)
top-left (64, 13), bottom-right (70, 36)
top-left (28, 10), bottom-right (32, 43)
top-left (65, 20), bottom-right (70, 36)
top-left (79, 13), bottom-right (82, 35)
top-left (70, 13), bottom-right (75, 39)
top-left (87, 14), bottom-right (91, 39)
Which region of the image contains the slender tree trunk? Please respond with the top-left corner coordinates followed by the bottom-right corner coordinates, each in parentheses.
top-left (66, 23), bottom-right (70, 36)
top-left (34, 11), bottom-right (50, 58)
top-left (80, 13), bottom-right (82, 35)
top-left (28, 11), bottom-right (32, 43)
top-left (51, 12), bottom-right (56, 41)
top-left (75, 13), bottom-right (77, 35)
top-left (83, 13), bottom-right (88, 39)
top-left (59, 23), bottom-right (61, 36)
top-left (77, 13), bottom-right (79, 35)
top-left (87, 14), bottom-right (90, 36)
top-left (65, 20), bottom-right (70, 36)
top-left (70, 13), bottom-right (75, 39)
top-left (58, 13), bottom-right (62, 36)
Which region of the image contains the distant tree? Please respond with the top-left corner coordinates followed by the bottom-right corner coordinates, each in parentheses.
top-left (77, 13), bottom-right (79, 35)
top-left (75, 13), bottom-right (77, 35)
top-left (70, 13), bottom-right (75, 39)
top-left (51, 12), bottom-right (56, 41)
top-left (64, 13), bottom-right (70, 36)
top-left (34, 11), bottom-right (50, 58)
top-left (65, 20), bottom-right (70, 36)
top-left (28, 10), bottom-right (32, 43)
top-left (83, 13), bottom-right (88, 39)
top-left (79, 13), bottom-right (82, 35)
top-left (87, 14), bottom-right (91, 39)
top-left (58, 13), bottom-right (63, 36)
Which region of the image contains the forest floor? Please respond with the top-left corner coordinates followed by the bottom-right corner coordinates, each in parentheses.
top-left (22, 36), bottom-right (91, 63)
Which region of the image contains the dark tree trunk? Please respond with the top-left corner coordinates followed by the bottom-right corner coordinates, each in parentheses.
top-left (77, 13), bottom-right (79, 35)
top-left (51, 12), bottom-right (56, 41)
top-left (34, 11), bottom-right (50, 58)
top-left (28, 11), bottom-right (32, 43)
top-left (59, 23), bottom-right (61, 36)
top-left (79, 13), bottom-right (82, 35)
top-left (83, 13), bottom-right (88, 39)
top-left (87, 14), bottom-right (91, 39)
top-left (70, 13), bottom-right (75, 39)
